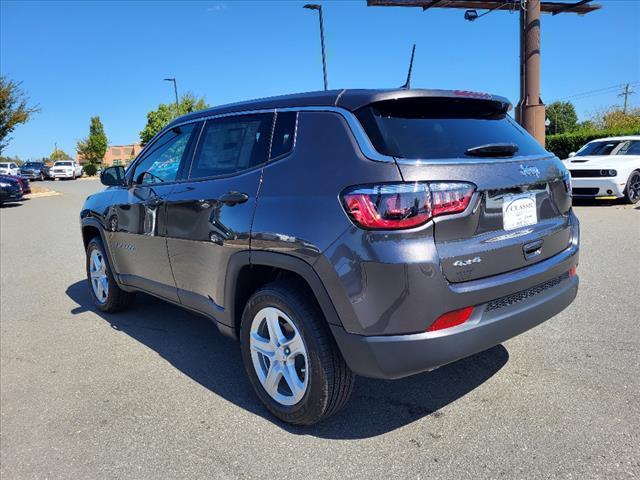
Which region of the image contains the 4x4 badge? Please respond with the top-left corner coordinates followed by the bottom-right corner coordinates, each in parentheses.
top-left (453, 257), bottom-right (482, 267)
top-left (520, 165), bottom-right (540, 177)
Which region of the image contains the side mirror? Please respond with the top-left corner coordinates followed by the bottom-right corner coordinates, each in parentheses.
top-left (568, 152), bottom-right (576, 158)
top-left (100, 166), bottom-right (126, 186)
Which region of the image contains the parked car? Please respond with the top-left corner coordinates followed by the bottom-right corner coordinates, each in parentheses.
top-left (0, 174), bottom-right (30, 194)
top-left (20, 161), bottom-right (51, 181)
top-left (0, 176), bottom-right (23, 204)
top-left (51, 160), bottom-right (83, 180)
top-left (80, 89), bottom-right (580, 425)
top-left (0, 162), bottom-right (20, 176)
top-left (564, 135), bottom-right (640, 203)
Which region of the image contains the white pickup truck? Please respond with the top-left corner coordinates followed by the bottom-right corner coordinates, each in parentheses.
top-left (50, 161), bottom-right (83, 180)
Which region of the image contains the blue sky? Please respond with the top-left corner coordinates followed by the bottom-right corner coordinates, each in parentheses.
top-left (1, 0), bottom-right (638, 159)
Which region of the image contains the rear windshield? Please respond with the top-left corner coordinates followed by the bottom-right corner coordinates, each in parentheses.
top-left (355, 98), bottom-right (546, 159)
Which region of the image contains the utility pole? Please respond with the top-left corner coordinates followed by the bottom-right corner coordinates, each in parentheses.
top-left (618, 83), bottom-right (634, 114)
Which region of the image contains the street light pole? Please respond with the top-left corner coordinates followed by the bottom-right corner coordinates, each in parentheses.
top-left (163, 78), bottom-right (180, 117)
top-left (304, 4), bottom-right (328, 91)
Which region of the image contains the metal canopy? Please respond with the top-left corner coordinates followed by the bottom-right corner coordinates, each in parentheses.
top-left (367, 0), bottom-right (601, 15)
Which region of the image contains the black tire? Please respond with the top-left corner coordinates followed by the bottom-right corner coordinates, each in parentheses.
top-left (85, 237), bottom-right (135, 312)
top-left (240, 280), bottom-right (354, 425)
top-left (39, 173), bottom-right (44, 181)
top-left (624, 170), bottom-right (640, 204)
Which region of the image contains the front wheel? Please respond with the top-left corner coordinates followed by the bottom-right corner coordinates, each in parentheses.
top-left (240, 281), bottom-right (354, 425)
top-left (86, 237), bottom-right (134, 312)
top-left (624, 171), bottom-right (640, 204)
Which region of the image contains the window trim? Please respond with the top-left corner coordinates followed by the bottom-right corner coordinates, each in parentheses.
top-left (131, 105), bottom-right (552, 171)
top-left (184, 111), bottom-right (276, 182)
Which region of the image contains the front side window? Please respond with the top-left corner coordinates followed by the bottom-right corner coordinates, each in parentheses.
top-left (133, 124), bottom-right (195, 184)
top-left (189, 113), bottom-right (273, 179)
top-left (617, 140), bottom-right (640, 156)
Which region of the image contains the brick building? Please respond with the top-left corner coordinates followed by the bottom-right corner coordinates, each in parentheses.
top-left (77, 144), bottom-right (143, 167)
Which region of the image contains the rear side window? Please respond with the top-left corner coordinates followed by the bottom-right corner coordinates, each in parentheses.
top-left (270, 112), bottom-right (297, 159)
top-left (189, 113), bottom-right (273, 179)
top-left (356, 98), bottom-right (546, 160)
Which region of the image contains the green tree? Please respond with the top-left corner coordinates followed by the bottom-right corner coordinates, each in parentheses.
top-left (77, 116), bottom-right (108, 164)
top-left (602, 107), bottom-right (640, 130)
top-left (139, 93), bottom-right (209, 145)
top-left (0, 76), bottom-right (41, 153)
top-left (546, 101), bottom-right (578, 135)
top-left (50, 148), bottom-right (72, 162)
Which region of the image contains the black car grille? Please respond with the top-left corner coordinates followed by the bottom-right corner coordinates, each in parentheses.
top-left (572, 187), bottom-right (599, 196)
top-left (570, 169), bottom-right (615, 178)
top-left (486, 273), bottom-right (570, 312)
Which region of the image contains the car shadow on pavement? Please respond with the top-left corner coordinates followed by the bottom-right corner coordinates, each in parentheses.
top-left (66, 280), bottom-right (509, 439)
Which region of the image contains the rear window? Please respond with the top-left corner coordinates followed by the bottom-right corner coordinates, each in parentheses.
top-left (355, 98), bottom-right (546, 160)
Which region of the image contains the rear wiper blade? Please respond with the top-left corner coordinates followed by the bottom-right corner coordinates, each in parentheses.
top-left (465, 143), bottom-right (519, 157)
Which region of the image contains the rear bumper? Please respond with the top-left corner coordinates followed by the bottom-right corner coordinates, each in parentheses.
top-left (332, 273), bottom-right (578, 379)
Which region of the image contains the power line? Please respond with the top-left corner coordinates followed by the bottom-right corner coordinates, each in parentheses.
top-left (554, 82), bottom-right (639, 102)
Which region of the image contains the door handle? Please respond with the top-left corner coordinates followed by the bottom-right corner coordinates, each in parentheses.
top-left (218, 191), bottom-right (249, 206)
top-left (523, 239), bottom-right (543, 261)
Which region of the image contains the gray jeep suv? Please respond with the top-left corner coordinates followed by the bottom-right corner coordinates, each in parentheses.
top-left (80, 89), bottom-right (579, 425)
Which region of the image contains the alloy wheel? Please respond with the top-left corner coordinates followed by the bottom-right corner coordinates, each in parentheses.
top-left (89, 249), bottom-right (109, 303)
top-left (249, 306), bottom-right (309, 406)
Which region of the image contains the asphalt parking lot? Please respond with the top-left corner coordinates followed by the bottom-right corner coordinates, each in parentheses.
top-left (1, 179), bottom-right (639, 479)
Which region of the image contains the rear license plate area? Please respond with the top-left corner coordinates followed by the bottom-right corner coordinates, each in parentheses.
top-left (502, 192), bottom-right (537, 231)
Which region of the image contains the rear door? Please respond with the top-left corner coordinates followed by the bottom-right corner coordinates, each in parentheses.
top-left (165, 112), bottom-right (275, 319)
top-left (107, 123), bottom-right (198, 300)
top-left (355, 97), bottom-right (573, 283)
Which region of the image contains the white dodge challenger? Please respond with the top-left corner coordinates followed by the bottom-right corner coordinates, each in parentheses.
top-left (564, 135), bottom-right (640, 204)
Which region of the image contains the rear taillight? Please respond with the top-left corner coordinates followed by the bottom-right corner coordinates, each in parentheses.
top-left (427, 306), bottom-right (474, 332)
top-left (342, 182), bottom-right (474, 230)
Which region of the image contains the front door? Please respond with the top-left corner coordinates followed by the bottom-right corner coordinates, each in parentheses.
top-left (107, 123), bottom-right (198, 301)
top-left (165, 113), bottom-right (274, 321)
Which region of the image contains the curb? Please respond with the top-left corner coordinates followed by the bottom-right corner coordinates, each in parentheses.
top-left (26, 191), bottom-right (62, 199)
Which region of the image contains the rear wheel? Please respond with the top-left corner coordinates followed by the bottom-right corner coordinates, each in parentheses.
top-left (240, 281), bottom-right (354, 425)
top-left (86, 237), bottom-right (134, 312)
top-left (624, 171), bottom-right (640, 204)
